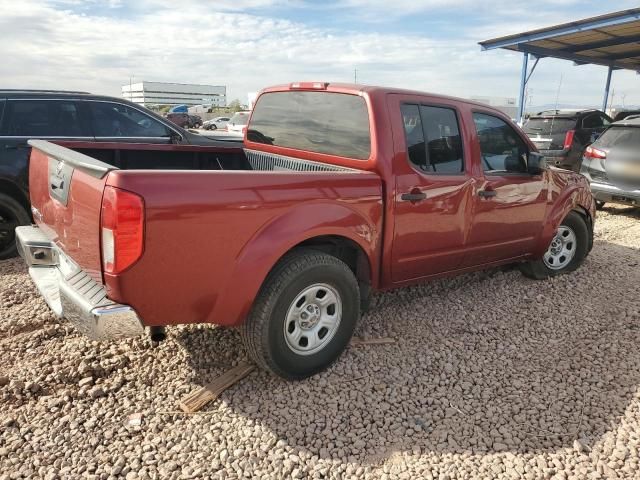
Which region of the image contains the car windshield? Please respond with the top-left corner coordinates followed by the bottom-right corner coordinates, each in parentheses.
top-left (523, 117), bottom-right (575, 136)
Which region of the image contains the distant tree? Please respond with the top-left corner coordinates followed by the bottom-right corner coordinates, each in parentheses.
top-left (228, 99), bottom-right (243, 113)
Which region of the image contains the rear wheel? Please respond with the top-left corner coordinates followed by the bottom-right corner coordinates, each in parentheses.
top-left (0, 193), bottom-right (30, 260)
top-left (241, 250), bottom-right (360, 380)
top-left (519, 211), bottom-right (589, 280)
top-left (595, 200), bottom-right (605, 210)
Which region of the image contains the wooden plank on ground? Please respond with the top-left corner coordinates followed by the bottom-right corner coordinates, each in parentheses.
top-left (350, 337), bottom-right (396, 347)
top-left (179, 363), bottom-right (255, 413)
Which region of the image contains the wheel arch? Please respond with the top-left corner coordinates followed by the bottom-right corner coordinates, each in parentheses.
top-left (536, 185), bottom-right (595, 257)
top-left (210, 201), bottom-right (381, 326)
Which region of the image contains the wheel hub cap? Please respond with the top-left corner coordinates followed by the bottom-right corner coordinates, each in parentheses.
top-left (543, 225), bottom-right (577, 270)
top-left (284, 283), bottom-right (342, 356)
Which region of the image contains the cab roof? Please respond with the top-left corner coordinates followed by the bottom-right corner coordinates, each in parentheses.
top-left (260, 82), bottom-right (507, 112)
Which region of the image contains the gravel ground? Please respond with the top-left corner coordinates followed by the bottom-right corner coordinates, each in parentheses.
top-left (1, 204), bottom-right (639, 480)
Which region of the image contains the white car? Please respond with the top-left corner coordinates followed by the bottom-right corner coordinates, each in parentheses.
top-left (226, 111), bottom-right (251, 135)
top-left (202, 116), bottom-right (230, 131)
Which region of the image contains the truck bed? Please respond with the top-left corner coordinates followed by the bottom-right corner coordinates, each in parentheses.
top-left (26, 140), bottom-right (383, 330)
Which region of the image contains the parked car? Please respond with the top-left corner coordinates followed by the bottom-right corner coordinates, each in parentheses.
top-left (522, 109), bottom-right (612, 172)
top-left (16, 82), bottom-right (594, 380)
top-left (226, 111), bottom-right (251, 135)
top-left (0, 89), bottom-right (236, 259)
top-left (612, 110), bottom-right (640, 122)
top-left (202, 116), bottom-right (230, 130)
top-left (581, 116), bottom-right (640, 210)
top-left (188, 114), bottom-right (203, 129)
top-left (166, 112), bottom-right (190, 128)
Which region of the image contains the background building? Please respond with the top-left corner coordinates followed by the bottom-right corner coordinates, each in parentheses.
top-left (469, 96), bottom-right (517, 119)
top-left (122, 81), bottom-right (226, 107)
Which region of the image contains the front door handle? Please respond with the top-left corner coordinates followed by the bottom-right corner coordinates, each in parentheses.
top-left (401, 191), bottom-right (427, 202)
top-left (478, 189), bottom-right (497, 198)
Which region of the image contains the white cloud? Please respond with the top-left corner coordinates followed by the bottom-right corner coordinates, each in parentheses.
top-left (0, 0), bottom-right (639, 109)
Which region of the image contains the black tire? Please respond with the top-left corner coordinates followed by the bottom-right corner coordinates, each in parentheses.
top-left (241, 249), bottom-right (360, 380)
top-left (519, 211), bottom-right (590, 280)
top-left (595, 200), bottom-right (605, 210)
top-left (0, 193), bottom-right (30, 260)
top-left (210, 124), bottom-right (217, 130)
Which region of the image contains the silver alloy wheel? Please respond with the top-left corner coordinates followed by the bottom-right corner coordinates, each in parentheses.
top-left (284, 283), bottom-right (342, 356)
top-left (543, 225), bottom-right (577, 270)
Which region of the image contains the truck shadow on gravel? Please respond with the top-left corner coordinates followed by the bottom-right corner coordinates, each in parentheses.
top-left (177, 240), bottom-right (640, 465)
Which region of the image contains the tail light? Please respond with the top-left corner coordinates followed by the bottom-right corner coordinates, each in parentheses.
top-left (242, 126), bottom-right (247, 135)
top-left (101, 186), bottom-right (144, 274)
top-left (584, 146), bottom-right (607, 159)
top-left (563, 130), bottom-right (575, 150)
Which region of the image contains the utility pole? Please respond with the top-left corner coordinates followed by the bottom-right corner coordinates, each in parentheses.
top-left (354, 67), bottom-right (357, 84)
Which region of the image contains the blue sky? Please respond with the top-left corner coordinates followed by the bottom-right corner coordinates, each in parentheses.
top-left (2, 1), bottom-right (640, 110)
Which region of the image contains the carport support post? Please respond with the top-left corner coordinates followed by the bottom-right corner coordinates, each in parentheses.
top-left (602, 66), bottom-right (614, 113)
top-left (517, 53), bottom-right (529, 125)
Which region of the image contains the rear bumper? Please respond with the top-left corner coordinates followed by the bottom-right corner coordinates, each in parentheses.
top-left (15, 225), bottom-right (145, 340)
top-left (590, 181), bottom-right (640, 206)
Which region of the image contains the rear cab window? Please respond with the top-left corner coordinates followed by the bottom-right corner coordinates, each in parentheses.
top-left (247, 91), bottom-right (371, 160)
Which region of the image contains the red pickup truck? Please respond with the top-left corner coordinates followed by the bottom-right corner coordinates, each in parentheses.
top-left (16, 83), bottom-right (595, 379)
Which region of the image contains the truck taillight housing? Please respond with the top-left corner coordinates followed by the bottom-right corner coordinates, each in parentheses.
top-left (101, 186), bottom-right (144, 274)
top-left (563, 129), bottom-right (575, 150)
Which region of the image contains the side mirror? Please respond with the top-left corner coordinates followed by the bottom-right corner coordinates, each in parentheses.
top-left (527, 151), bottom-right (547, 175)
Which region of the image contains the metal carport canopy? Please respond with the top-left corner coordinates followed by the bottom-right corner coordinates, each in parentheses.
top-left (479, 8), bottom-right (640, 124)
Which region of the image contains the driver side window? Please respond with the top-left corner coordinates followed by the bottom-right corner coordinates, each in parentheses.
top-left (472, 112), bottom-right (529, 174)
top-left (89, 102), bottom-right (170, 138)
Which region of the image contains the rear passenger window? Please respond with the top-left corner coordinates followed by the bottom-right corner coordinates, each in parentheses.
top-left (473, 113), bottom-right (529, 174)
top-left (0, 100), bottom-right (89, 137)
top-left (400, 104), bottom-right (464, 174)
top-left (582, 114), bottom-right (605, 129)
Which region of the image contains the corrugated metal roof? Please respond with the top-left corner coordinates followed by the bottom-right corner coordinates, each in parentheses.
top-left (479, 9), bottom-right (640, 71)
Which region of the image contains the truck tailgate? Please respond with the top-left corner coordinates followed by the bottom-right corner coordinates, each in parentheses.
top-left (27, 140), bottom-right (115, 281)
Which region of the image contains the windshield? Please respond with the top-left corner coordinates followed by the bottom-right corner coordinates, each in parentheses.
top-left (523, 117), bottom-right (575, 136)
top-left (247, 91), bottom-right (371, 160)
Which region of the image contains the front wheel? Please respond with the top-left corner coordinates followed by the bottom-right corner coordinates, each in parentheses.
top-left (241, 250), bottom-right (360, 380)
top-left (519, 211), bottom-right (590, 280)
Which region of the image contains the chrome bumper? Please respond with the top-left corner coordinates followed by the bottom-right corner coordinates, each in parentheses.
top-left (15, 225), bottom-right (144, 340)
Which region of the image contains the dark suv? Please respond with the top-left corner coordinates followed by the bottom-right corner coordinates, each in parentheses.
top-left (522, 109), bottom-right (612, 172)
top-left (0, 89), bottom-right (233, 259)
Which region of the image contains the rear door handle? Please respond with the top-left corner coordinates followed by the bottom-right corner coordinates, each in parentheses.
top-left (478, 189), bottom-right (497, 198)
top-left (401, 191), bottom-right (427, 202)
